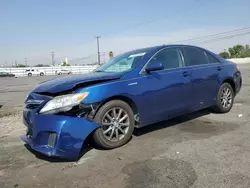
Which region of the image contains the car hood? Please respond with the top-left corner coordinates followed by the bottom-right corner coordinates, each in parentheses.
top-left (32, 71), bottom-right (123, 95)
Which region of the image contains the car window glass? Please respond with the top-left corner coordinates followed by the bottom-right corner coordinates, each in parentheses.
top-left (148, 48), bottom-right (182, 70)
top-left (184, 47), bottom-right (209, 66)
top-left (206, 52), bottom-right (220, 64)
top-left (104, 56), bottom-right (142, 72)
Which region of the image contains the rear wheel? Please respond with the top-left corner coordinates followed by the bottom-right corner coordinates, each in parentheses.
top-left (92, 100), bottom-right (134, 149)
top-left (28, 73), bottom-right (32, 77)
top-left (214, 83), bottom-right (234, 113)
top-left (40, 72), bottom-right (44, 76)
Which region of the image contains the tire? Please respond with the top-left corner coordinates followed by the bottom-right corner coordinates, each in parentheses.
top-left (28, 73), bottom-right (32, 77)
top-left (92, 100), bottom-right (135, 149)
top-left (40, 72), bottom-right (44, 76)
top-left (58, 72), bottom-right (62, 75)
top-left (214, 83), bottom-right (234, 113)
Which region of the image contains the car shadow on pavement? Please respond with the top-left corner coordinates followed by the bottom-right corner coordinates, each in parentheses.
top-left (24, 109), bottom-right (211, 162)
top-left (133, 109), bottom-right (211, 136)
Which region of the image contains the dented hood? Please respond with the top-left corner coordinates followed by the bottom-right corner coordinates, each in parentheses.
top-left (32, 71), bottom-right (123, 94)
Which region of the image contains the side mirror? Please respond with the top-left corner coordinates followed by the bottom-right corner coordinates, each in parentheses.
top-left (145, 62), bottom-right (164, 73)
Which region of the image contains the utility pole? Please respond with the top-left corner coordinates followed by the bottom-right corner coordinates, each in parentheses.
top-left (15, 60), bottom-right (17, 67)
top-left (95, 36), bottom-right (101, 65)
top-left (51, 52), bottom-right (55, 66)
top-left (25, 58), bottom-right (27, 66)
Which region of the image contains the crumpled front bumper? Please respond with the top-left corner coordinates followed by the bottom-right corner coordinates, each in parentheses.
top-left (21, 110), bottom-right (100, 160)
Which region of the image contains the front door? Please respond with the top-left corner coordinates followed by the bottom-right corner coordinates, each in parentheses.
top-left (138, 47), bottom-right (193, 125)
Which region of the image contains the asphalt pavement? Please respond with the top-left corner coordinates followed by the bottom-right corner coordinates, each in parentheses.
top-left (0, 75), bottom-right (67, 112)
top-left (1, 64), bottom-right (250, 188)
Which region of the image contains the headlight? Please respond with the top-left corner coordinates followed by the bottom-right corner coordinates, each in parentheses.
top-left (39, 92), bottom-right (89, 114)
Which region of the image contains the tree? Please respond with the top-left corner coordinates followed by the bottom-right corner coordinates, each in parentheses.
top-left (219, 52), bottom-right (230, 59)
top-left (35, 64), bottom-right (50, 67)
top-left (228, 45), bottom-right (245, 58)
top-left (241, 45), bottom-right (250, 58)
top-left (15, 64), bottom-right (27, 67)
top-left (61, 61), bottom-right (70, 66)
top-left (219, 44), bottom-right (250, 58)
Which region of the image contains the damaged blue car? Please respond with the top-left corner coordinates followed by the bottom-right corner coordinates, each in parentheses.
top-left (21, 44), bottom-right (242, 160)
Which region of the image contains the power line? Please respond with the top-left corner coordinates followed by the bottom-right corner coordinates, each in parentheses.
top-left (50, 0), bottom-right (211, 58)
top-left (193, 30), bottom-right (250, 45)
top-left (172, 27), bottom-right (250, 44)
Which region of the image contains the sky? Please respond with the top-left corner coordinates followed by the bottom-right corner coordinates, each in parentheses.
top-left (1, 0), bottom-right (250, 66)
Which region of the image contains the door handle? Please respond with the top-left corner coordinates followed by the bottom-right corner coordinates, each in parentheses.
top-left (217, 66), bottom-right (222, 71)
top-left (182, 71), bottom-right (190, 77)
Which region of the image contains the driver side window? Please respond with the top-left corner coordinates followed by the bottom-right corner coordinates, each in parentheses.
top-left (148, 48), bottom-right (183, 70)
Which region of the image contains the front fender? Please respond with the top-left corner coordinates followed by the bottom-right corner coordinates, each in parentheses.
top-left (76, 79), bottom-right (141, 105)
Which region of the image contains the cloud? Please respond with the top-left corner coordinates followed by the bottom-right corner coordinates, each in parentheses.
top-left (3, 26), bottom-right (250, 65)
top-left (63, 26), bottom-right (250, 64)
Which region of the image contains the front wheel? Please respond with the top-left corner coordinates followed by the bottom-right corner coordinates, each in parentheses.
top-left (214, 83), bottom-right (234, 113)
top-left (92, 100), bottom-right (134, 149)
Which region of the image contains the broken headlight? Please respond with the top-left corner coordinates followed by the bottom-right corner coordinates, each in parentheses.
top-left (39, 92), bottom-right (89, 114)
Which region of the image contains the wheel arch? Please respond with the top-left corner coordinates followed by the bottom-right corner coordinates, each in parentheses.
top-left (81, 95), bottom-right (139, 151)
top-left (222, 78), bottom-right (236, 94)
top-left (99, 95), bottom-right (139, 117)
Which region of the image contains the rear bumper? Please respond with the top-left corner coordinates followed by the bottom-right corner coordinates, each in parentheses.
top-left (21, 111), bottom-right (100, 160)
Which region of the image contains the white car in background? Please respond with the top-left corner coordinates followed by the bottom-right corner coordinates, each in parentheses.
top-left (25, 69), bottom-right (45, 76)
top-left (56, 69), bottom-right (72, 75)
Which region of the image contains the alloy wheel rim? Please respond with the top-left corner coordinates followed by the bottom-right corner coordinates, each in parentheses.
top-left (220, 87), bottom-right (232, 108)
top-left (102, 107), bottom-right (130, 142)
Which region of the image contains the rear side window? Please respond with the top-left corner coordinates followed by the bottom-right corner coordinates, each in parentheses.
top-left (149, 48), bottom-right (183, 70)
top-left (205, 52), bottom-right (220, 64)
top-left (183, 47), bottom-right (209, 66)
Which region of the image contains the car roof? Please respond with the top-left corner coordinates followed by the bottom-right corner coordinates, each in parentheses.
top-left (129, 44), bottom-right (209, 54)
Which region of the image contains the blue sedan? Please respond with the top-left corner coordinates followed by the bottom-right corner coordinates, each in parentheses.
top-left (21, 45), bottom-right (242, 160)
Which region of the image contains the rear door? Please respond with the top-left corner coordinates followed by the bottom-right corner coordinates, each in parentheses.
top-left (182, 46), bottom-right (221, 108)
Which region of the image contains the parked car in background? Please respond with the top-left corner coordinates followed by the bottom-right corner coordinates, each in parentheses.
top-left (0, 72), bottom-right (15, 77)
top-left (21, 44), bottom-right (242, 160)
top-left (25, 69), bottom-right (45, 76)
top-left (56, 69), bottom-right (72, 75)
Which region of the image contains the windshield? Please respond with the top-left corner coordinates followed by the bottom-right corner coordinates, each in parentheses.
top-left (94, 50), bottom-right (148, 73)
